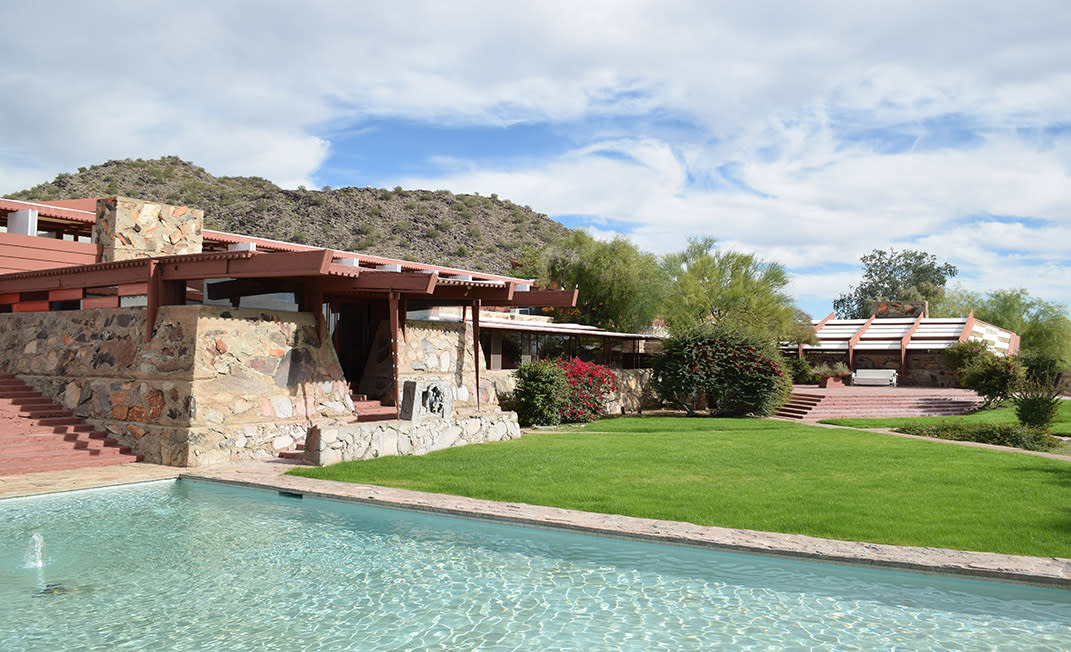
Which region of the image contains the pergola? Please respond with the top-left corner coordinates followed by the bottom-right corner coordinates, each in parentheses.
top-left (0, 248), bottom-right (578, 414)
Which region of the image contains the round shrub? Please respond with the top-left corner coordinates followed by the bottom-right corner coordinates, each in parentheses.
top-left (654, 324), bottom-right (790, 417)
top-left (959, 353), bottom-right (1022, 408)
top-left (513, 360), bottom-right (570, 426)
top-left (1013, 382), bottom-right (1062, 430)
top-left (558, 358), bottom-right (618, 423)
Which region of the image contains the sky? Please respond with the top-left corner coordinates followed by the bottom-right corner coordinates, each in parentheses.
top-left (1, 1), bottom-right (1069, 319)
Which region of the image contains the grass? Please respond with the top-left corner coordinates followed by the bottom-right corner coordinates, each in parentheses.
top-left (818, 400), bottom-right (1071, 437)
top-left (289, 416), bottom-right (1071, 558)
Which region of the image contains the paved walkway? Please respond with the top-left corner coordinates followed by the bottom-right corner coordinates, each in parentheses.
top-left (3, 458), bottom-right (1068, 587)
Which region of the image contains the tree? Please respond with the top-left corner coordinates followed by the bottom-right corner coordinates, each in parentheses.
top-left (934, 287), bottom-right (1071, 367)
top-left (660, 237), bottom-right (809, 341)
top-left (834, 248), bottom-right (958, 319)
top-left (517, 231), bottom-right (668, 332)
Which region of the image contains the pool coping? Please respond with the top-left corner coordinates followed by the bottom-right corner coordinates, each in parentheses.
top-left (182, 462), bottom-right (1071, 589)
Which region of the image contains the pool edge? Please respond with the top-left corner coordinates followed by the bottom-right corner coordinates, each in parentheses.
top-left (181, 466), bottom-right (1071, 590)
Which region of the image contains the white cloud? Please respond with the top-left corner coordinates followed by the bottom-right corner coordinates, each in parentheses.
top-left (1, 0), bottom-right (1069, 312)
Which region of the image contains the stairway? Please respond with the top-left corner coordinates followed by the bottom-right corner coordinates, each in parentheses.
top-left (350, 392), bottom-right (397, 424)
top-left (776, 388), bottom-right (981, 420)
top-left (0, 374), bottom-right (142, 475)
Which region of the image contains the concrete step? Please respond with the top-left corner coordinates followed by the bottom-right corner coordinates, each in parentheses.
top-left (0, 452), bottom-right (143, 476)
top-left (0, 374), bottom-right (142, 476)
top-left (0, 406), bottom-right (75, 419)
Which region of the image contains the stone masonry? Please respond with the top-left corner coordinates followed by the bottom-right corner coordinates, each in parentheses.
top-left (306, 412), bottom-right (521, 466)
top-left (358, 319), bottom-right (500, 412)
top-left (0, 305), bottom-right (353, 466)
top-left (93, 196), bottom-right (204, 261)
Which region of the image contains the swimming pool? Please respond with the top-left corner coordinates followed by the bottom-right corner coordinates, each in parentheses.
top-left (2, 480), bottom-right (1068, 650)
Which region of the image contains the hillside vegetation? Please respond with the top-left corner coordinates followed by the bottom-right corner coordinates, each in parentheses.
top-left (7, 156), bottom-right (569, 274)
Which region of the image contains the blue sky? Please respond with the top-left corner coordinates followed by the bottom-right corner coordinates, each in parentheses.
top-left (1, 0), bottom-right (1069, 319)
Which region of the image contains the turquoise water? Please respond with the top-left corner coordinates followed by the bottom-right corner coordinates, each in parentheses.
top-left (1, 481), bottom-right (1068, 651)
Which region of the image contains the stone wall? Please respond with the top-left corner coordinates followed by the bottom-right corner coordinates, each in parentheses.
top-left (93, 196), bottom-right (204, 261)
top-left (871, 300), bottom-right (928, 318)
top-left (0, 305), bottom-right (352, 466)
top-left (358, 319), bottom-right (499, 413)
top-left (307, 411), bottom-right (521, 466)
top-left (483, 368), bottom-right (660, 414)
top-left (902, 351), bottom-right (961, 387)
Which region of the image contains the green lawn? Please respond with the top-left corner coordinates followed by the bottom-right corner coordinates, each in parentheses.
top-left (818, 400), bottom-right (1071, 436)
top-left (289, 416), bottom-right (1071, 558)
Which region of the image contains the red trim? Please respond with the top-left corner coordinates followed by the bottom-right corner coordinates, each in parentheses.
top-left (959, 310), bottom-right (976, 342)
top-left (847, 315), bottom-right (876, 369)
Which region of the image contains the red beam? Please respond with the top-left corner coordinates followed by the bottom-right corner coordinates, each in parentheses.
top-left (486, 288), bottom-right (577, 308)
top-left (49, 288), bottom-right (84, 302)
top-left (13, 300), bottom-right (49, 312)
top-left (83, 295), bottom-right (119, 309)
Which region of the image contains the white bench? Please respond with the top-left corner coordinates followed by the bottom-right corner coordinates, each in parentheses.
top-left (850, 369), bottom-right (898, 387)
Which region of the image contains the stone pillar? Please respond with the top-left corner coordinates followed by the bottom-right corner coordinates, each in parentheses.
top-left (93, 196), bottom-right (204, 262)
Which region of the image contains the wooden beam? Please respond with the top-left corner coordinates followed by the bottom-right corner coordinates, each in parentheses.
top-left (959, 310), bottom-right (976, 342)
top-left (847, 315), bottom-right (876, 369)
top-left (155, 249), bottom-right (334, 281)
top-left (349, 271), bottom-right (437, 293)
top-left (900, 312), bottom-right (925, 376)
top-left (0, 263), bottom-right (148, 294)
top-left (431, 283), bottom-right (514, 303)
top-left (48, 288), bottom-right (84, 302)
top-left (389, 291), bottom-right (400, 418)
top-left (472, 299), bottom-right (481, 412)
top-left (483, 288), bottom-right (578, 308)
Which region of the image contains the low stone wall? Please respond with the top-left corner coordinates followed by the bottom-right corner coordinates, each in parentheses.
top-left (0, 305), bottom-right (352, 466)
top-left (307, 411), bottom-right (521, 466)
top-left (483, 368), bottom-right (659, 414)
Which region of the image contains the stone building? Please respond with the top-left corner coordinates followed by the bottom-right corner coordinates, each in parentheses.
top-left (0, 196), bottom-right (578, 466)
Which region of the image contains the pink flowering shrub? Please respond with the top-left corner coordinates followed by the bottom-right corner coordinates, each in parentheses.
top-left (557, 358), bottom-right (618, 423)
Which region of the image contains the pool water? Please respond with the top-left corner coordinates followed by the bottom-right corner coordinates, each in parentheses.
top-left (2, 480), bottom-right (1068, 651)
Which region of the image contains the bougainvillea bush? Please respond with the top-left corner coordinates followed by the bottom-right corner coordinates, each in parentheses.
top-left (558, 357), bottom-right (618, 423)
top-left (654, 324), bottom-right (791, 417)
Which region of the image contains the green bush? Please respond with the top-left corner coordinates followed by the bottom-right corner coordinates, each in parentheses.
top-left (812, 361), bottom-right (850, 376)
top-left (654, 324), bottom-right (790, 417)
top-left (1019, 352), bottom-right (1062, 386)
top-left (944, 339), bottom-right (990, 371)
top-left (897, 422), bottom-right (1056, 452)
top-left (784, 356), bottom-right (818, 384)
top-left (513, 360), bottom-right (570, 426)
top-left (1013, 382), bottom-right (1062, 429)
top-left (959, 353), bottom-right (1022, 407)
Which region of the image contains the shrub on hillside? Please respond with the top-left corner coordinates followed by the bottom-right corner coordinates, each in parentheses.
top-left (558, 358), bottom-right (618, 423)
top-left (513, 360), bottom-right (570, 427)
top-left (654, 324), bottom-right (791, 417)
top-left (897, 422), bottom-right (1056, 452)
